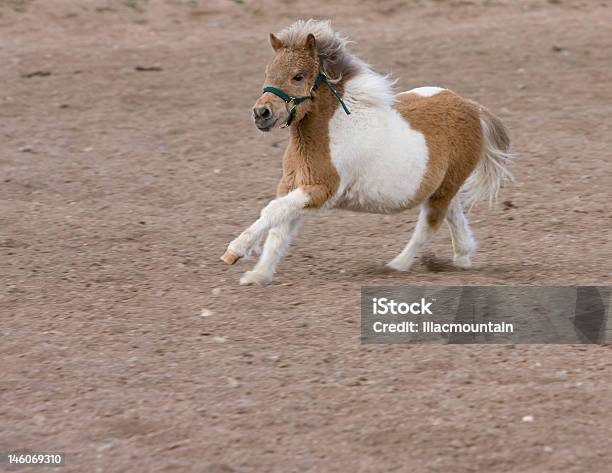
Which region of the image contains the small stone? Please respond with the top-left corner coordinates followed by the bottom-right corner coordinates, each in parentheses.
top-left (33, 414), bottom-right (46, 426)
top-left (20, 146), bottom-right (33, 152)
top-left (543, 446), bottom-right (554, 453)
top-left (213, 169), bottom-right (221, 174)
top-left (212, 287), bottom-right (222, 295)
top-left (522, 415), bottom-right (534, 423)
top-left (214, 336), bottom-right (227, 343)
top-left (98, 442), bottom-right (114, 451)
top-left (200, 309), bottom-right (212, 317)
top-left (226, 377), bottom-right (240, 388)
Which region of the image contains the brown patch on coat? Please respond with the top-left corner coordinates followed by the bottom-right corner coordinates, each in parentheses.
top-left (276, 82), bottom-right (342, 208)
top-left (262, 37), bottom-right (341, 209)
top-left (394, 90), bottom-right (484, 227)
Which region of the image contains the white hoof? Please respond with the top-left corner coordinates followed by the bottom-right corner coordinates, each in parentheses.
top-left (386, 257), bottom-right (413, 272)
top-left (453, 254), bottom-right (472, 269)
top-left (240, 270), bottom-right (273, 286)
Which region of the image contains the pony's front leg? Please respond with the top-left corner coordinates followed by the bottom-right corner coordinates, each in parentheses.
top-left (240, 216), bottom-right (303, 286)
top-left (222, 188), bottom-right (309, 267)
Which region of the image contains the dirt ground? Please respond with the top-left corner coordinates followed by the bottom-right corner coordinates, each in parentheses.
top-left (1, 1), bottom-right (611, 472)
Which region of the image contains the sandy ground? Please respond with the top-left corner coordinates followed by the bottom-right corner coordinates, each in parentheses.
top-left (1, 1), bottom-right (612, 472)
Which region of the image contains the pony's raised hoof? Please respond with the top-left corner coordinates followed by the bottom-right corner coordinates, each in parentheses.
top-left (240, 270), bottom-right (273, 286)
top-left (221, 250), bottom-right (241, 265)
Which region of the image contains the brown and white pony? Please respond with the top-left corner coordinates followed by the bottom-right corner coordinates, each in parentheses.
top-left (221, 20), bottom-right (513, 285)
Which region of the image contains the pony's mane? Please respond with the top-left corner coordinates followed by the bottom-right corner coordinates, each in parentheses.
top-left (276, 19), bottom-right (366, 83)
top-left (277, 20), bottom-right (397, 108)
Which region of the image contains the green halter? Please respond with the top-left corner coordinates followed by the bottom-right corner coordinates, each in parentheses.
top-left (263, 73), bottom-right (351, 127)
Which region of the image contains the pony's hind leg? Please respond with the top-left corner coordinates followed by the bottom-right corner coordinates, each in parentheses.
top-left (240, 216), bottom-right (303, 286)
top-left (445, 198), bottom-right (476, 269)
top-left (386, 197), bottom-right (450, 272)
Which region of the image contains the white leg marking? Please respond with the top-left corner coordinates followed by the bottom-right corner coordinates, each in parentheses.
top-left (445, 198), bottom-right (477, 268)
top-left (240, 216), bottom-right (303, 286)
top-left (226, 189), bottom-right (309, 259)
top-left (387, 204), bottom-right (435, 272)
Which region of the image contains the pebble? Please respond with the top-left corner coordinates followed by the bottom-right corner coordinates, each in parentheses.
top-left (214, 336), bottom-right (227, 343)
top-left (200, 309), bottom-right (212, 317)
top-left (33, 414), bottom-right (46, 426)
top-left (212, 287), bottom-right (222, 295)
top-left (97, 442), bottom-right (114, 452)
top-left (522, 415), bottom-right (534, 423)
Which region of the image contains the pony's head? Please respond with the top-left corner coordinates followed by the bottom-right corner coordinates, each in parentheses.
top-left (253, 33), bottom-right (319, 131)
top-left (253, 20), bottom-right (360, 131)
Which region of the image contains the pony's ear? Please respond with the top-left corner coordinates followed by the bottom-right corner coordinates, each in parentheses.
top-left (269, 33), bottom-right (283, 52)
top-left (304, 33), bottom-right (317, 57)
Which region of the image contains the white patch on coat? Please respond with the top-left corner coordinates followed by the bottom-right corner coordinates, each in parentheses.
top-left (339, 62), bottom-right (397, 108)
top-left (399, 86), bottom-right (446, 97)
top-left (328, 71), bottom-right (429, 214)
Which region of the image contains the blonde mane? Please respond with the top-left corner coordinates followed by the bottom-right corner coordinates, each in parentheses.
top-left (276, 20), bottom-right (397, 108)
top-left (276, 19), bottom-right (365, 83)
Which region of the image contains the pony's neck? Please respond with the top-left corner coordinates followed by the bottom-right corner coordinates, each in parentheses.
top-left (289, 78), bottom-right (346, 153)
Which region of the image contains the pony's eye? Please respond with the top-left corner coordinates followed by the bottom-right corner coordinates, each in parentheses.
top-left (293, 74), bottom-right (304, 82)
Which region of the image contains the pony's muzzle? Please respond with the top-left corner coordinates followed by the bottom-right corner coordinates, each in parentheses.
top-left (253, 105), bottom-right (278, 131)
top-left (253, 106), bottom-right (272, 120)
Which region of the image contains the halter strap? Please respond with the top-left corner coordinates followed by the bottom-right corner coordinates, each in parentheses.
top-left (262, 73), bottom-right (350, 127)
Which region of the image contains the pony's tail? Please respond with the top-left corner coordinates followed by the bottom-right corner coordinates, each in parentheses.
top-left (460, 108), bottom-right (514, 210)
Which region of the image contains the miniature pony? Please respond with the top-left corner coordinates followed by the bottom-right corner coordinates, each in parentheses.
top-left (221, 20), bottom-right (513, 286)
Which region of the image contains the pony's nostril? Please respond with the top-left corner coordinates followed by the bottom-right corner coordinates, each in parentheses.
top-left (254, 107), bottom-right (272, 119)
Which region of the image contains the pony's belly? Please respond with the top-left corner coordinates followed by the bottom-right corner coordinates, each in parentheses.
top-left (334, 192), bottom-right (412, 214)
top-left (332, 172), bottom-right (419, 214)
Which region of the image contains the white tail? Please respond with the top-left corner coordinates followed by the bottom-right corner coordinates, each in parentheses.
top-left (461, 108), bottom-right (514, 210)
